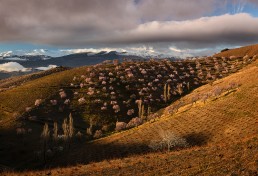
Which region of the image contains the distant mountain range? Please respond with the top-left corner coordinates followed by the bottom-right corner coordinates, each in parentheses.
top-left (1, 51), bottom-right (174, 79)
top-left (0, 51), bottom-right (142, 67)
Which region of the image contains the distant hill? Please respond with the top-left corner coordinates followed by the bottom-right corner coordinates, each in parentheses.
top-left (0, 51), bottom-right (144, 68)
top-left (48, 51), bottom-right (143, 68)
top-left (0, 51), bottom-right (144, 79)
top-left (214, 43), bottom-right (258, 57)
top-left (0, 67), bottom-right (69, 90)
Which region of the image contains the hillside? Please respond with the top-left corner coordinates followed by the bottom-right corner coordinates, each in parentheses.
top-left (0, 55), bottom-right (254, 132)
top-left (54, 58), bottom-right (258, 164)
top-left (0, 67), bottom-right (69, 91)
top-left (214, 43), bottom-right (258, 57)
top-left (4, 137), bottom-right (257, 176)
top-left (2, 55), bottom-right (258, 176)
top-left (0, 55), bottom-right (257, 170)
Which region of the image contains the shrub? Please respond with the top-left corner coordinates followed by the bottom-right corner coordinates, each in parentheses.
top-left (35, 99), bottom-right (42, 106)
top-left (149, 129), bottom-right (189, 152)
top-left (115, 121), bottom-right (127, 131)
top-left (93, 130), bottom-right (103, 139)
top-left (78, 97), bottom-right (86, 105)
top-left (76, 131), bottom-right (83, 139)
top-left (126, 117), bottom-right (143, 128)
top-left (213, 86), bottom-right (222, 97)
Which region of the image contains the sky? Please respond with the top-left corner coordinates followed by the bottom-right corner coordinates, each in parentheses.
top-left (0, 0), bottom-right (258, 58)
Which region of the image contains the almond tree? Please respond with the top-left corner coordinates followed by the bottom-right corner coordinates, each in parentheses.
top-left (149, 129), bottom-right (188, 152)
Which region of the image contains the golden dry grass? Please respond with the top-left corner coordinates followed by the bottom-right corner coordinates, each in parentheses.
top-left (0, 67), bottom-right (68, 89)
top-left (4, 60), bottom-right (257, 175)
top-left (214, 43), bottom-right (258, 57)
top-left (0, 66), bottom-right (87, 125)
top-left (85, 59), bottom-right (258, 149)
top-left (3, 135), bottom-right (257, 176)
top-left (1, 59), bottom-right (258, 175)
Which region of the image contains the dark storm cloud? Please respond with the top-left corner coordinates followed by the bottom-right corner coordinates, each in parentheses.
top-left (0, 0), bottom-right (138, 44)
top-left (101, 13), bottom-right (258, 46)
top-left (0, 0), bottom-right (258, 49)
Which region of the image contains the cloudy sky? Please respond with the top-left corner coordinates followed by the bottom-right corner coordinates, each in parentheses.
top-left (0, 0), bottom-right (258, 57)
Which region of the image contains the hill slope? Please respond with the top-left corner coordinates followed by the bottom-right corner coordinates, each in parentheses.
top-left (3, 56), bottom-right (258, 176)
top-left (5, 136), bottom-right (257, 176)
top-left (0, 67), bottom-right (68, 90)
top-left (62, 59), bottom-right (258, 162)
top-left (214, 43), bottom-right (258, 57)
top-left (0, 55), bottom-right (257, 168)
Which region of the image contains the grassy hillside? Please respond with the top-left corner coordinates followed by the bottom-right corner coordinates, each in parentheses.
top-left (0, 67), bottom-right (68, 90)
top-left (2, 57), bottom-right (258, 176)
top-left (0, 55), bottom-right (257, 173)
top-left (4, 136), bottom-right (257, 176)
top-left (0, 66), bottom-right (86, 123)
top-left (54, 59), bottom-right (258, 164)
top-left (0, 56), bottom-right (253, 126)
top-left (214, 43), bottom-right (258, 57)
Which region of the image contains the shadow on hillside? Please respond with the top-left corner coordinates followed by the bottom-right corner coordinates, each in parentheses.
top-left (44, 133), bottom-right (211, 170)
top-left (184, 132), bottom-right (211, 146)
top-left (0, 123), bottom-right (151, 171)
top-left (45, 141), bottom-right (151, 170)
top-left (0, 125), bottom-right (213, 172)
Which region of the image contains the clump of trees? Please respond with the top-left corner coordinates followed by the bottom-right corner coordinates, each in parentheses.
top-left (62, 113), bottom-right (74, 149)
top-left (38, 113), bottom-right (76, 164)
top-left (163, 83), bottom-right (171, 103)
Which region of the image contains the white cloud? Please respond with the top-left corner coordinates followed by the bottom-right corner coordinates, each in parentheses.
top-left (0, 62), bottom-right (31, 72)
top-left (35, 65), bottom-right (57, 71)
top-left (4, 57), bottom-right (28, 61)
top-left (0, 1), bottom-right (258, 57)
top-left (169, 47), bottom-right (184, 53)
top-left (1, 11), bottom-right (258, 60)
top-left (1, 0), bottom-right (257, 47)
top-left (0, 51), bottom-right (13, 57)
top-left (60, 48), bottom-right (127, 54)
top-left (105, 13), bottom-right (258, 45)
top-left (25, 49), bottom-right (47, 56)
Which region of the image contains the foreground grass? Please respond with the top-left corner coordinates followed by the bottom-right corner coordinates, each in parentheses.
top-left (3, 135), bottom-right (257, 176)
